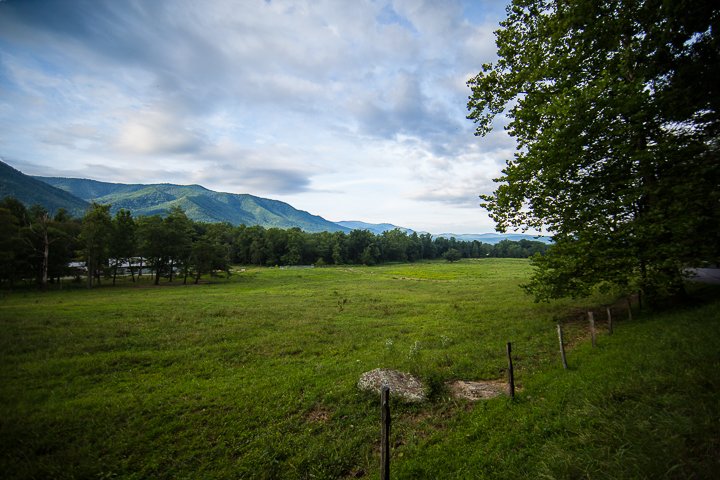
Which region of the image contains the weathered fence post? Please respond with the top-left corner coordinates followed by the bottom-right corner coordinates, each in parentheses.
top-left (589, 311), bottom-right (596, 348)
top-left (607, 306), bottom-right (613, 335)
top-left (557, 324), bottom-right (568, 370)
top-left (381, 385), bottom-right (390, 480)
top-left (506, 342), bottom-right (515, 399)
top-left (627, 297), bottom-right (633, 321)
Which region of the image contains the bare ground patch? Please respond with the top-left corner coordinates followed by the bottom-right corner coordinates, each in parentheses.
top-left (305, 405), bottom-right (331, 423)
top-left (446, 379), bottom-right (508, 401)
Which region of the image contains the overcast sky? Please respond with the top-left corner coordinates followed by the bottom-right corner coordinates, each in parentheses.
top-left (0, 0), bottom-right (515, 234)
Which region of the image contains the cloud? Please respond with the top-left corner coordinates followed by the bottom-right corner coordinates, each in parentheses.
top-left (195, 164), bottom-right (312, 195)
top-left (0, 0), bottom-right (514, 232)
top-left (114, 108), bottom-right (207, 156)
top-left (11, 158), bottom-right (179, 184)
top-left (402, 134), bottom-right (513, 208)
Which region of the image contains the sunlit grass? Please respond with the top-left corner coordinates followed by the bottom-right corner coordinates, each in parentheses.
top-left (1, 259), bottom-right (718, 478)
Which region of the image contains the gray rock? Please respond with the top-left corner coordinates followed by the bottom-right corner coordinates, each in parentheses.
top-left (358, 368), bottom-right (426, 403)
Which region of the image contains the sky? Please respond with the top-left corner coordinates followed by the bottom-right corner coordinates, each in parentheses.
top-left (0, 0), bottom-right (515, 234)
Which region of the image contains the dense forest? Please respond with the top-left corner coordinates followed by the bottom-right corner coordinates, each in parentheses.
top-left (0, 196), bottom-right (548, 288)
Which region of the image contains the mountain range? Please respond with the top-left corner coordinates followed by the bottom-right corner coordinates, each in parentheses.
top-left (335, 221), bottom-right (416, 235)
top-left (0, 160), bottom-right (90, 217)
top-left (34, 175), bottom-right (348, 233)
top-left (0, 159), bottom-right (551, 243)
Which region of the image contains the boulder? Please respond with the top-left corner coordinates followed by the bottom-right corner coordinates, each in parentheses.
top-left (358, 368), bottom-right (426, 403)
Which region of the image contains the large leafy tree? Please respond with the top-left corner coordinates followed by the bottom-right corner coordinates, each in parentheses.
top-left (137, 215), bottom-right (170, 285)
top-left (79, 203), bottom-right (112, 288)
top-left (109, 209), bottom-right (137, 285)
top-left (163, 206), bottom-right (194, 282)
top-left (0, 199), bottom-right (27, 285)
top-left (468, 0), bottom-right (720, 302)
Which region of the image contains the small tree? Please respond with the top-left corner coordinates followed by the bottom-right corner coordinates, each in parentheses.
top-left (443, 248), bottom-right (462, 263)
top-left (189, 237), bottom-right (227, 284)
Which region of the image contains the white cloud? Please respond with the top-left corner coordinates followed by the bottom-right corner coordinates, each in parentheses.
top-left (115, 108), bottom-right (207, 156)
top-left (0, 0), bottom-right (512, 233)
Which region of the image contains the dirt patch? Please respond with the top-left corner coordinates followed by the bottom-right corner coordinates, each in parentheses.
top-left (306, 405), bottom-right (331, 423)
top-left (447, 380), bottom-right (508, 401)
top-left (358, 368), bottom-right (426, 403)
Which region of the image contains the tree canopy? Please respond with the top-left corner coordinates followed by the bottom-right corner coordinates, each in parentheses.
top-left (468, 0), bottom-right (720, 302)
top-left (0, 196), bottom-right (550, 288)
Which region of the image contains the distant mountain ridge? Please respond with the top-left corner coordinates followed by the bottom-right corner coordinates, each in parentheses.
top-left (0, 159), bottom-right (551, 242)
top-left (336, 221), bottom-right (551, 244)
top-left (34, 175), bottom-right (349, 233)
top-left (336, 221), bottom-right (417, 235)
top-left (434, 232), bottom-right (552, 245)
top-left (0, 160), bottom-right (89, 216)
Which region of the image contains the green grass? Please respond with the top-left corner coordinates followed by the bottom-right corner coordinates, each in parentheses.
top-left (1, 259), bottom-right (718, 478)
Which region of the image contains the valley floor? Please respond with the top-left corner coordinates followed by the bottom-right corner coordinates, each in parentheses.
top-left (1, 259), bottom-right (718, 478)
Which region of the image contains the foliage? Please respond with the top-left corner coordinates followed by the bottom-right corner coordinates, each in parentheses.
top-left (468, 0), bottom-right (720, 303)
top-left (0, 198), bottom-right (79, 287)
top-left (0, 197), bottom-right (550, 286)
top-left (108, 209), bottom-right (137, 285)
top-left (443, 248), bottom-right (462, 262)
top-left (79, 203), bottom-right (112, 288)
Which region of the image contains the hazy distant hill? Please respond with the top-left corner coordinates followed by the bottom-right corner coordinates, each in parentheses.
top-left (336, 220), bottom-right (416, 235)
top-left (0, 160), bottom-right (89, 216)
top-left (435, 232), bottom-right (552, 245)
top-left (337, 220), bottom-right (551, 244)
top-left (35, 176), bottom-right (350, 233)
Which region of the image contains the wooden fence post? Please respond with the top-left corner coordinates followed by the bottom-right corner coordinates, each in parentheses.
top-left (557, 324), bottom-right (568, 370)
top-left (589, 311), bottom-right (596, 348)
top-left (381, 386), bottom-right (390, 480)
top-left (607, 306), bottom-right (613, 335)
top-left (506, 342), bottom-right (515, 399)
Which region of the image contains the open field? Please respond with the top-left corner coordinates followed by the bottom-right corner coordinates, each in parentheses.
top-left (1, 259), bottom-right (719, 478)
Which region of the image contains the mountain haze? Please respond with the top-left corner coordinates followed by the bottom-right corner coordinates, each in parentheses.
top-left (336, 221), bottom-right (551, 244)
top-left (336, 221), bottom-right (416, 235)
top-left (435, 232), bottom-right (552, 245)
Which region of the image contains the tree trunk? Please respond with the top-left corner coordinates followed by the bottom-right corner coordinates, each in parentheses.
top-left (86, 259), bottom-right (94, 288)
top-left (41, 229), bottom-right (49, 289)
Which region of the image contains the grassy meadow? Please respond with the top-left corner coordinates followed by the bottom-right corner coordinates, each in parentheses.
top-left (1, 259), bottom-right (718, 479)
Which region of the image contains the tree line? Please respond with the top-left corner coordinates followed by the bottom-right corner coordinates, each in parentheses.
top-left (0, 196), bottom-right (548, 288)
